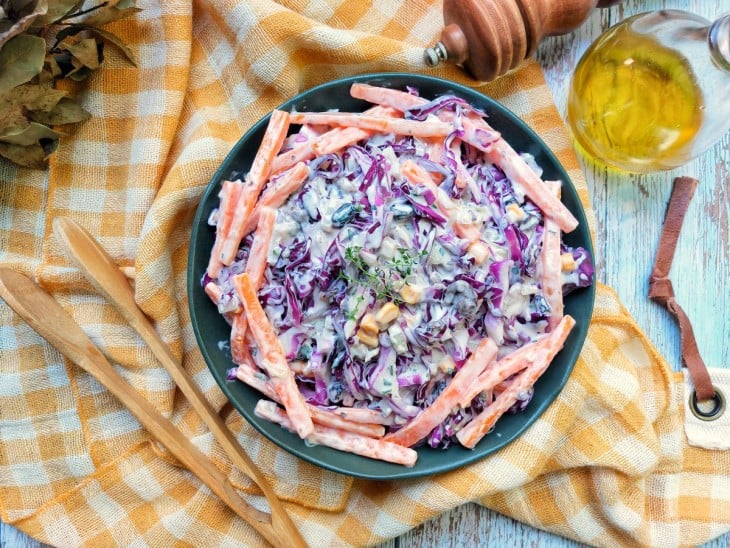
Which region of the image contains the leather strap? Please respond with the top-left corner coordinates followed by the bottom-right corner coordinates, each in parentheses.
top-left (648, 176), bottom-right (715, 401)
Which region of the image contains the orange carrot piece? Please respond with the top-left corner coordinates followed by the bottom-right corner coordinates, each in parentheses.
top-left (350, 83), bottom-right (501, 147)
top-left (326, 407), bottom-right (392, 425)
top-left (350, 83), bottom-right (426, 111)
top-left (401, 159), bottom-right (483, 243)
top-left (271, 127), bottom-right (365, 175)
top-left (244, 206), bottom-right (277, 291)
top-left (219, 184), bottom-right (258, 266)
top-left (235, 362), bottom-right (385, 438)
top-left (541, 181), bottom-right (564, 330)
top-left (460, 337), bottom-right (543, 408)
top-left (260, 162), bottom-right (310, 209)
top-left (207, 180), bottom-right (243, 278)
top-left (456, 315), bottom-right (576, 449)
top-left (270, 141), bottom-right (316, 176)
top-left (384, 338), bottom-right (498, 448)
top-left (255, 400), bottom-right (417, 466)
top-left (204, 280), bottom-right (224, 305)
top-left (486, 140), bottom-right (578, 233)
top-left (229, 209), bottom-right (275, 366)
top-left (233, 273), bottom-right (290, 374)
top-left (308, 410), bottom-right (386, 439)
top-left (270, 106), bottom-right (396, 175)
top-left (243, 161), bottom-right (310, 237)
top-left (426, 137), bottom-right (444, 166)
top-left (220, 110), bottom-right (291, 266)
top-left (233, 273), bottom-right (314, 438)
top-left (288, 112), bottom-right (451, 138)
top-left (311, 126), bottom-right (371, 156)
top-left (230, 313), bottom-right (250, 365)
top-left (248, 109), bottom-right (291, 190)
top-left (352, 84), bottom-right (575, 232)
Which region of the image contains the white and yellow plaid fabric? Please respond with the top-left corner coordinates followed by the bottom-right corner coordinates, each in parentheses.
top-left (1, 1), bottom-right (728, 546)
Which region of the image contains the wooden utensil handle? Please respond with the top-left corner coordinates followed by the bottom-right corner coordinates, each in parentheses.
top-left (0, 268), bottom-right (282, 547)
top-left (432, 0), bottom-right (622, 81)
top-left (52, 218), bottom-right (307, 548)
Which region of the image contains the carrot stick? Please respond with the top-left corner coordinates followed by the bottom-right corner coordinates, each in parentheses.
top-left (270, 106), bottom-right (397, 175)
top-left (230, 313), bottom-right (250, 366)
top-left (401, 159), bottom-right (483, 243)
top-left (311, 126), bottom-right (371, 156)
top-left (243, 161), bottom-right (310, 237)
top-left (244, 206), bottom-right (276, 291)
top-left (459, 338), bottom-right (542, 408)
top-left (288, 112), bottom-right (451, 138)
top-left (270, 141), bottom-right (316, 176)
top-left (486, 140), bottom-right (578, 233)
top-left (326, 406), bottom-right (392, 425)
top-left (541, 181), bottom-right (564, 330)
top-left (235, 362), bottom-right (385, 438)
top-left (233, 273), bottom-right (314, 438)
top-left (248, 109), bottom-right (290, 191)
top-left (350, 83), bottom-right (501, 147)
top-left (271, 127), bottom-right (367, 175)
top-left (204, 280), bottom-right (224, 306)
top-left (255, 400), bottom-right (417, 466)
top-left (350, 83), bottom-right (426, 111)
top-left (260, 162), bottom-right (310, 209)
top-left (309, 106), bottom-right (402, 156)
top-left (309, 409), bottom-right (386, 438)
top-left (426, 137), bottom-right (444, 166)
top-left (351, 84), bottom-right (575, 231)
top-left (207, 180), bottom-right (243, 278)
top-left (228, 208), bottom-right (277, 365)
top-left (219, 184), bottom-right (258, 266)
top-left (456, 315), bottom-right (576, 449)
top-left (384, 337), bottom-right (497, 448)
top-left (220, 110), bottom-right (290, 266)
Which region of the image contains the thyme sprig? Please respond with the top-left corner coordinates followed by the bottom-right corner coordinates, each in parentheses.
top-left (341, 244), bottom-right (427, 304)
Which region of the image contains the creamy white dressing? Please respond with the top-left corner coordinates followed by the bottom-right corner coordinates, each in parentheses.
top-left (209, 92), bottom-right (593, 449)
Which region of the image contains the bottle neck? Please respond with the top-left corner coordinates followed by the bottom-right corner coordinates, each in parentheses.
top-left (709, 13), bottom-right (730, 70)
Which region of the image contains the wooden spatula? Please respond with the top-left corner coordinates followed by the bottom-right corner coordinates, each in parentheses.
top-left (51, 217), bottom-right (307, 547)
top-left (0, 266), bottom-right (305, 548)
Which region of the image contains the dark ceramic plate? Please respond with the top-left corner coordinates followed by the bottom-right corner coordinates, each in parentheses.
top-left (188, 73), bottom-right (595, 480)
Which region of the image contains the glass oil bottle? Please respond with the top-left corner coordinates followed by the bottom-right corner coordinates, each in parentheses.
top-left (567, 10), bottom-right (730, 173)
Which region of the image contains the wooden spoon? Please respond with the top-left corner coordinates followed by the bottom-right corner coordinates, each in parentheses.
top-left (0, 268), bottom-right (284, 547)
top-left (51, 217), bottom-right (307, 548)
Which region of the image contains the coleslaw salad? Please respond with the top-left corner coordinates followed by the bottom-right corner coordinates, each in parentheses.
top-left (200, 82), bottom-right (594, 467)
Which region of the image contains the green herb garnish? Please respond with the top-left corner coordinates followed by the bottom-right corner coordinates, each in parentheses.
top-left (341, 244), bottom-right (426, 304)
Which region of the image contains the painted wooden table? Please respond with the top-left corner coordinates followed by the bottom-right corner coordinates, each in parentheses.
top-left (2, 0), bottom-right (728, 546)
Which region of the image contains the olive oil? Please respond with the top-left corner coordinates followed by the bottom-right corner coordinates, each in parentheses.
top-left (567, 11), bottom-right (730, 173)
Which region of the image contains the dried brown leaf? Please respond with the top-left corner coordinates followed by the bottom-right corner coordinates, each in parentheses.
top-left (0, 0), bottom-right (46, 49)
top-left (0, 139), bottom-right (57, 169)
top-left (0, 0), bottom-right (140, 169)
top-left (0, 100), bottom-right (29, 137)
top-left (29, 97), bottom-right (90, 125)
top-left (83, 25), bottom-right (136, 65)
top-left (0, 34), bottom-right (45, 92)
top-left (79, 0), bottom-right (140, 27)
top-left (0, 120), bottom-right (63, 146)
top-left (2, 83), bottom-right (67, 112)
top-left (60, 36), bottom-right (101, 70)
top-left (36, 0), bottom-right (83, 25)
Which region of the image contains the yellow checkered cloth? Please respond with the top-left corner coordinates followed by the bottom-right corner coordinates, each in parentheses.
top-left (1, 1), bottom-right (728, 546)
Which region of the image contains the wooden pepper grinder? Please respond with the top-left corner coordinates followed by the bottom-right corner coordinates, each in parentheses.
top-left (425, 0), bottom-right (622, 81)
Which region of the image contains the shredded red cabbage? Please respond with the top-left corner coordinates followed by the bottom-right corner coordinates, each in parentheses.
top-left (206, 92), bottom-right (593, 449)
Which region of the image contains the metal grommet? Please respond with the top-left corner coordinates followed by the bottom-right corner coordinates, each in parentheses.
top-left (689, 387), bottom-right (726, 421)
